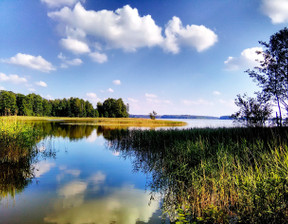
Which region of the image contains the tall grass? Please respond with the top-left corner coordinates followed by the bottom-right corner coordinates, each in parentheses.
top-left (0, 117), bottom-right (43, 201)
top-left (10, 115), bottom-right (186, 127)
top-left (108, 127), bottom-right (288, 223)
top-left (0, 117), bottom-right (41, 161)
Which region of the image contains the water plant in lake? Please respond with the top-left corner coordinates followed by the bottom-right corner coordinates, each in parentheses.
top-left (107, 127), bottom-right (288, 223)
top-left (0, 117), bottom-right (45, 201)
top-left (0, 117), bottom-right (42, 160)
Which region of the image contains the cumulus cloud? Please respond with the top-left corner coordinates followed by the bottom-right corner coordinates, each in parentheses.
top-left (2, 53), bottom-right (55, 73)
top-left (261, 0), bottom-right (288, 24)
top-left (58, 181), bottom-right (87, 197)
top-left (28, 88), bottom-right (36, 92)
top-left (213, 91), bottom-right (221, 96)
top-left (48, 3), bottom-right (163, 52)
top-left (86, 92), bottom-right (101, 105)
top-left (89, 171), bottom-right (106, 184)
top-left (60, 38), bottom-right (91, 54)
top-left (33, 161), bottom-right (55, 178)
top-left (128, 97), bottom-right (138, 103)
top-left (41, 0), bottom-right (84, 8)
top-left (36, 81), bottom-right (48, 87)
top-left (58, 53), bottom-right (83, 68)
top-left (48, 3), bottom-right (217, 56)
top-left (89, 52), bottom-right (108, 63)
top-left (44, 186), bottom-right (159, 224)
top-left (0, 73), bottom-right (27, 84)
top-left (107, 88), bottom-right (114, 93)
top-left (113, 80), bottom-right (121, 85)
top-left (86, 92), bottom-right (97, 98)
top-left (224, 47), bottom-right (263, 71)
top-left (145, 93), bottom-right (157, 98)
top-left (163, 16), bottom-right (218, 53)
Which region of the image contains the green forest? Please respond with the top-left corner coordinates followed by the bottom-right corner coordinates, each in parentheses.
top-left (0, 90), bottom-right (129, 118)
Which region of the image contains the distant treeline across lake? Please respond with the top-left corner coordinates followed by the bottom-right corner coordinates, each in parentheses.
top-left (0, 90), bottom-right (128, 118)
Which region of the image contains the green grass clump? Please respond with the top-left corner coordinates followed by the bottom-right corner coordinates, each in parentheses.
top-left (108, 127), bottom-right (288, 223)
top-left (0, 117), bottom-right (41, 162)
top-left (0, 117), bottom-right (43, 201)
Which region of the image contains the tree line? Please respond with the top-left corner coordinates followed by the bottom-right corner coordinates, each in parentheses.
top-left (233, 27), bottom-right (288, 127)
top-left (0, 90), bottom-right (129, 118)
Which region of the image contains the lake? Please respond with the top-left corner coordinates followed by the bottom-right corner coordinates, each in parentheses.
top-left (0, 119), bottom-right (235, 224)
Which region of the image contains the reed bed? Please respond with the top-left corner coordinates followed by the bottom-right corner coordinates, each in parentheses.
top-left (0, 117), bottom-right (41, 162)
top-left (9, 116), bottom-right (186, 127)
top-left (108, 127), bottom-right (288, 223)
top-left (0, 117), bottom-right (42, 201)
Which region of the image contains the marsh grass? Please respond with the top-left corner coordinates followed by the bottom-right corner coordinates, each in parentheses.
top-left (0, 117), bottom-right (41, 161)
top-left (9, 116), bottom-right (186, 127)
top-left (0, 117), bottom-right (43, 201)
top-left (108, 127), bottom-right (288, 223)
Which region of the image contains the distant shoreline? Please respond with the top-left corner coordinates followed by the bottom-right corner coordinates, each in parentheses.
top-left (129, 115), bottom-right (233, 120)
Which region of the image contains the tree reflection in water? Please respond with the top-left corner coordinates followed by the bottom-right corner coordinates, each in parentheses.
top-left (0, 122), bottom-right (130, 204)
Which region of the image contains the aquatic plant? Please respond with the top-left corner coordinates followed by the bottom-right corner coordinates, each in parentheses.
top-left (108, 127), bottom-right (288, 223)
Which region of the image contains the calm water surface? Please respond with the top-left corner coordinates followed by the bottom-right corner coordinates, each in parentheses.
top-left (0, 119), bottom-right (234, 224)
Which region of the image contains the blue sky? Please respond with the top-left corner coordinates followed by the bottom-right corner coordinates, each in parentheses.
top-left (0, 0), bottom-right (287, 116)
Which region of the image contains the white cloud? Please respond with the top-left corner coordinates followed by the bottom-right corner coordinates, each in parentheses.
top-left (261, 0), bottom-right (288, 24)
top-left (36, 81), bottom-right (48, 87)
top-left (58, 181), bottom-right (87, 197)
top-left (60, 38), bottom-right (90, 54)
top-left (89, 52), bottom-right (108, 63)
top-left (145, 93), bottom-right (157, 98)
top-left (128, 97), bottom-right (138, 103)
top-left (163, 16), bottom-right (218, 53)
top-left (48, 3), bottom-right (163, 52)
top-left (48, 3), bottom-right (217, 55)
top-left (224, 47), bottom-right (263, 71)
top-left (0, 73), bottom-right (27, 84)
top-left (113, 80), bottom-right (121, 85)
top-left (58, 53), bottom-right (83, 68)
top-left (44, 94), bottom-right (54, 100)
top-left (89, 171), bottom-right (106, 184)
top-left (44, 186), bottom-right (159, 224)
top-left (213, 91), bottom-right (221, 96)
top-left (107, 88), bottom-right (114, 93)
top-left (86, 92), bottom-right (97, 98)
top-left (33, 161), bottom-right (55, 178)
top-left (66, 58), bottom-right (82, 66)
top-left (86, 92), bottom-right (101, 105)
top-left (2, 53), bottom-right (55, 73)
top-left (41, 0), bottom-right (84, 8)
top-left (28, 88), bottom-right (36, 92)
top-left (0, 86), bottom-right (5, 90)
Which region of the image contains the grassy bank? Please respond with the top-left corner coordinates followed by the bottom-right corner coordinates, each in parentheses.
top-left (4, 116), bottom-right (186, 128)
top-left (108, 127), bottom-right (288, 223)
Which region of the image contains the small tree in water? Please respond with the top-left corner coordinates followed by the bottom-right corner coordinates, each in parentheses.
top-left (232, 94), bottom-right (272, 127)
top-left (149, 111), bottom-right (157, 120)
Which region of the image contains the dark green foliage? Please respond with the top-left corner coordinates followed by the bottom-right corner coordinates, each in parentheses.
top-left (98, 98), bottom-right (129, 118)
top-left (0, 90), bottom-right (128, 118)
top-left (245, 27), bottom-right (288, 126)
top-left (232, 94), bottom-right (272, 127)
top-left (0, 91), bottom-right (17, 115)
top-left (16, 94), bottom-right (26, 116)
top-left (149, 110), bottom-right (157, 120)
